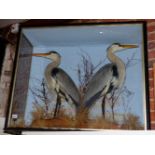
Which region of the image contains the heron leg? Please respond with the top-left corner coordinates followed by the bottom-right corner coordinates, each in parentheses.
top-left (101, 96), bottom-right (106, 119)
top-left (57, 98), bottom-right (62, 116)
top-left (53, 94), bottom-right (61, 118)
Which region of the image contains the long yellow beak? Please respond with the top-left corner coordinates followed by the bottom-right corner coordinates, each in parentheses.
top-left (32, 52), bottom-right (50, 57)
top-left (121, 44), bottom-right (138, 48)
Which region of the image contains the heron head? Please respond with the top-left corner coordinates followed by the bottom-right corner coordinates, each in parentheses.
top-left (32, 51), bottom-right (61, 61)
top-left (108, 43), bottom-right (138, 52)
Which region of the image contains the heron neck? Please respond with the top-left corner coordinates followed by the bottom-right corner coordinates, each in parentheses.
top-left (45, 59), bottom-right (60, 75)
top-left (107, 49), bottom-right (126, 87)
top-left (107, 48), bottom-right (125, 67)
top-left (44, 59), bottom-right (60, 91)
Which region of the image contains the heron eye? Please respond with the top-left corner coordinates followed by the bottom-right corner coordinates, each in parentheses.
top-left (113, 43), bottom-right (121, 46)
top-left (51, 51), bottom-right (58, 54)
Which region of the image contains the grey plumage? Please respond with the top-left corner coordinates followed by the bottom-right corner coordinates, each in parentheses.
top-left (83, 63), bottom-right (118, 108)
top-left (51, 68), bottom-right (80, 107)
top-left (83, 43), bottom-right (138, 110)
top-left (32, 51), bottom-right (80, 117)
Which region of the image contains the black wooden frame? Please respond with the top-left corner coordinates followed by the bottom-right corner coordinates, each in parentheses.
top-left (4, 20), bottom-right (150, 134)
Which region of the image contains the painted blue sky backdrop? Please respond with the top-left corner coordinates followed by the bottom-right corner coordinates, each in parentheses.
top-left (22, 24), bottom-right (146, 126)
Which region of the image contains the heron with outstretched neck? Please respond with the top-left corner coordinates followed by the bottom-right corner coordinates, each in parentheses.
top-left (32, 51), bottom-right (80, 118)
top-left (83, 43), bottom-right (138, 118)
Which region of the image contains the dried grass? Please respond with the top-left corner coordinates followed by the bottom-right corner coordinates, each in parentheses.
top-left (120, 113), bottom-right (144, 130)
top-left (30, 107), bottom-right (143, 130)
top-left (30, 107), bottom-right (118, 129)
top-left (31, 108), bottom-right (76, 128)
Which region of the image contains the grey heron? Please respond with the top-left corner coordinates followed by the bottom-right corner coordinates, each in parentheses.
top-left (32, 51), bottom-right (80, 118)
top-left (83, 43), bottom-right (138, 118)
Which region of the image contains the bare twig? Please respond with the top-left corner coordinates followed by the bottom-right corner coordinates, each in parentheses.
top-left (29, 78), bottom-right (50, 118)
top-left (76, 50), bottom-right (104, 95)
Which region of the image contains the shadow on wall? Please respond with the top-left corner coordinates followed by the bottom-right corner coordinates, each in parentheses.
top-left (0, 37), bottom-right (6, 76)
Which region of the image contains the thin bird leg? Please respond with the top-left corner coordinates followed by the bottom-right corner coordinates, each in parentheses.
top-left (101, 95), bottom-right (106, 119)
top-left (53, 94), bottom-right (61, 118)
top-left (57, 98), bottom-right (62, 116)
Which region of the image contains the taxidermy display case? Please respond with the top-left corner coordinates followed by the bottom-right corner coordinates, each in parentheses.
top-left (5, 22), bottom-right (150, 133)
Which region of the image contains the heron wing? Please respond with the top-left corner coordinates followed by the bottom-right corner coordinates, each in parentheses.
top-left (83, 63), bottom-right (118, 108)
top-left (51, 68), bottom-right (80, 107)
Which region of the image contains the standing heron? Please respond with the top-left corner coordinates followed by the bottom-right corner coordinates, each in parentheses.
top-left (83, 43), bottom-right (138, 118)
top-left (32, 51), bottom-right (80, 118)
